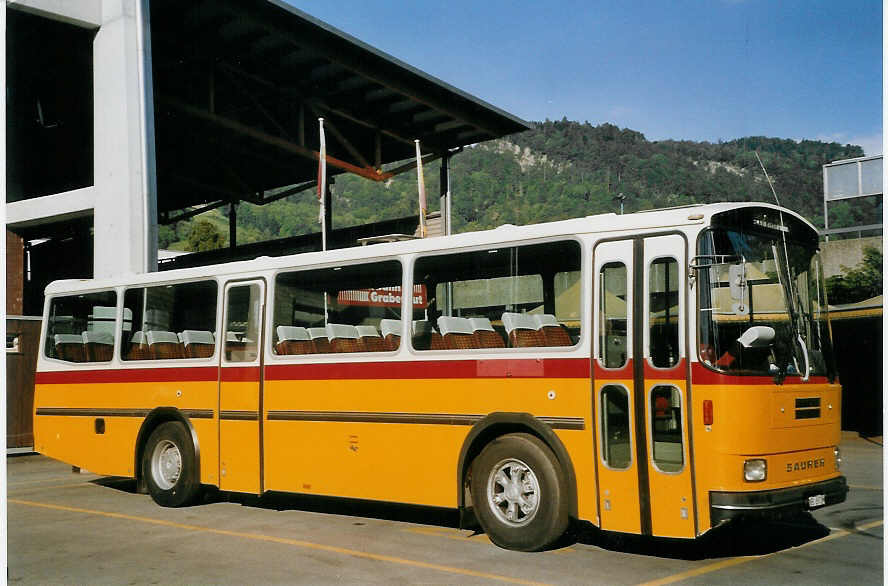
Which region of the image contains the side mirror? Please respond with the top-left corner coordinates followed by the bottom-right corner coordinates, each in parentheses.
top-left (737, 325), bottom-right (775, 349)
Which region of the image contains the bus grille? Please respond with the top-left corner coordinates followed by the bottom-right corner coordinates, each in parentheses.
top-left (795, 397), bottom-right (821, 419)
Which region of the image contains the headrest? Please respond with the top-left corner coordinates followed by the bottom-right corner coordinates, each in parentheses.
top-left (276, 325), bottom-right (310, 341)
top-left (468, 317), bottom-right (495, 332)
top-left (181, 330), bottom-right (216, 345)
top-left (82, 331), bottom-right (114, 345)
top-left (146, 330), bottom-right (180, 345)
top-left (379, 319), bottom-right (402, 338)
top-left (356, 325), bottom-right (380, 338)
top-left (437, 316), bottom-right (474, 336)
top-left (501, 312), bottom-right (537, 333)
top-left (326, 323), bottom-right (359, 340)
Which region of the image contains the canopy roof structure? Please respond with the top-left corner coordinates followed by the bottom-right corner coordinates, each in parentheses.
top-left (150, 0), bottom-right (530, 221)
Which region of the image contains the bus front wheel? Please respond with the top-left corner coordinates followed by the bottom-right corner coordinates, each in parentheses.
top-left (142, 421), bottom-right (200, 507)
top-left (470, 433), bottom-right (568, 551)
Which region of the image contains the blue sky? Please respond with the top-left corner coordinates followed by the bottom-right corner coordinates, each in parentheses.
top-left (286, 1), bottom-right (882, 155)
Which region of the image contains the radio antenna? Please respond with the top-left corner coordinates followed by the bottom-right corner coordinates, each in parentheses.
top-left (754, 151), bottom-right (781, 207)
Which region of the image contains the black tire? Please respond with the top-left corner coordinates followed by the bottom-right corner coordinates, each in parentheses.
top-left (142, 421), bottom-right (200, 507)
top-left (470, 433), bottom-right (568, 551)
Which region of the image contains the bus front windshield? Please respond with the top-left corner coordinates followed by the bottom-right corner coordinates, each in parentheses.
top-left (697, 209), bottom-right (834, 382)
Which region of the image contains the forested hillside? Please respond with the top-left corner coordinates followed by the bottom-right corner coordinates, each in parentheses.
top-left (160, 120), bottom-right (871, 250)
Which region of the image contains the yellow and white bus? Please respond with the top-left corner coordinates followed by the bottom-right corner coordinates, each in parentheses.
top-left (34, 202), bottom-right (847, 551)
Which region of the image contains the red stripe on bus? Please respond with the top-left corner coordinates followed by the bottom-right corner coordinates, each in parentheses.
top-left (265, 358), bottom-right (590, 381)
top-left (35, 358), bottom-right (590, 385)
top-left (593, 359), bottom-right (633, 380)
top-left (690, 363), bottom-right (829, 385)
top-left (35, 366), bottom-right (219, 385)
top-left (221, 366), bottom-right (260, 383)
top-left (643, 358), bottom-right (686, 379)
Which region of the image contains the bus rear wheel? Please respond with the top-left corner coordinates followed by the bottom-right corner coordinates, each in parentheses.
top-left (470, 433), bottom-right (568, 551)
top-left (142, 421), bottom-right (200, 507)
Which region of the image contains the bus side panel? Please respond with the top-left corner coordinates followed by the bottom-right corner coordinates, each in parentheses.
top-left (263, 373), bottom-right (596, 518)
top-left (33, 402), bottom-right (143, 477)
top-left (555, 424), bottom-right (598, 523)
top-left (33, 378), bottom-right (220, 486)
top-left (219, 378), bottom-right (261, 493)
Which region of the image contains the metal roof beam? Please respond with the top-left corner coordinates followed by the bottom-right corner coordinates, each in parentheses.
top-left (221, 7), bottom-right (510, 138)
top-left (161, 199), bottom-right (228, 224)
top-left (160, 96), bottom-right (393, 182)
top-left (305, 102), bottom-right (372, 169)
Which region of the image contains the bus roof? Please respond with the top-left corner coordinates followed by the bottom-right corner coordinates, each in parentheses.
top-left (44, 202), bottom-right (815, 295)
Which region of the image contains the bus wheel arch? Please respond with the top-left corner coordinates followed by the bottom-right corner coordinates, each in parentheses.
top-left (135, 408), bottom-right (201, 499)
top-left (457, 413), bottom-right (578, 525)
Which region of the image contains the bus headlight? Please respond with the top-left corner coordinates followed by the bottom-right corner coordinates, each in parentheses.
top-left (744, 459), bottom-right (767, 482)
top-left (834, 446), bottom-right (841, 470)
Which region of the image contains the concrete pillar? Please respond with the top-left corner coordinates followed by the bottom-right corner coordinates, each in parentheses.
top-left (92, 0), bottom-right (156, 277)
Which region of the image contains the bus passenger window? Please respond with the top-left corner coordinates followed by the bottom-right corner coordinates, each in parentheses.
top-left (412, 240), bottom-right (581, 351)
top-left (225, 284), bottom-right (261, 362)
top-left (44, 291), bottom-right (117, 363)
top-left (650, 385), bottom-right (683, 472)
top-left (121, 280), bottom-right (218, 361)
top-left (273, 260), bottom-right (402, 355)
top-left (599, 263), bottom-right (627, 368)
top-left (649, 258), bottom-right (679, 368)
top-left (600, 385), bottom-right (631, 469)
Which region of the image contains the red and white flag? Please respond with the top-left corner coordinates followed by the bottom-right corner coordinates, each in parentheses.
top-left (415, 139), bottom-right (427, 238)
top-left (318, 118), bottom-right (327, 250)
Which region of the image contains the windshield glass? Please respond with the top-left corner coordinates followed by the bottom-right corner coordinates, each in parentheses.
top-left (697, 209), bottom-right (834, 381)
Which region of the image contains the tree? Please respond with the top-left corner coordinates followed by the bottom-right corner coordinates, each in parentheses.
top-left (157, 224), bottom-right (177, 249)
top-left (186, 220), bottom-right (227, 252)
top-left (825, 246), bottom-right (882, 305)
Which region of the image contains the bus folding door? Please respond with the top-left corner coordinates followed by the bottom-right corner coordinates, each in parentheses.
top-left (219, 280), bottom-right (266, 494)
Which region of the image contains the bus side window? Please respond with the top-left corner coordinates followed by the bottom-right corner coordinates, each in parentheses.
top-left (44, 291), bottom-right (117, 363)
top-left (225, 283), bottom-right (262, 362)
top-left (599, 262), bottom-right (627, 368)
top-left (600, 385), bottom-right (631, 469)
top-left (121, 280), bottom-right (218, 361)
top-left (273, 260), bottom-right (402, 355)
top-left (412, 240), bottom-right (582, 351)
top-left (649, 258), bottom-right (679, 368)
top-left (650, 385), bottom-right (683, 472)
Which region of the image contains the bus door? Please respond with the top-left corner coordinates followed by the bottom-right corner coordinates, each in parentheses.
top-left (219, 280), bottom-right (266, 494)
top-left (594, 235), bottom-right (696, 537)
top-left (593, 239), bottom-right (641, 534)
top-left (641, 234), bottom-right (695, 538)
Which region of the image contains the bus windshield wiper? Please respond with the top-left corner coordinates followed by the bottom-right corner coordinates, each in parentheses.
top-left (771, 244), bottom-right (809, 382)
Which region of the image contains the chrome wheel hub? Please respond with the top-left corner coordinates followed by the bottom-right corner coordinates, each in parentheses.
top-left (151, 439), bottom-right (182, 490)
top-left (487, 458), bottom-right (540, 527)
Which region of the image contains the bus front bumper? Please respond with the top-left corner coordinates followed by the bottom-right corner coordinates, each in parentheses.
top-left (710, 476), bottom-right (848, 527)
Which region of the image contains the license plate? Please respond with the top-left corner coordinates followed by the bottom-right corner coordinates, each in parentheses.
top-left (807, 494), bottom-right (826, 508)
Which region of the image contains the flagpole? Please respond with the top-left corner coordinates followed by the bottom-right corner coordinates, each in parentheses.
top-left (415, 139), bottom-right (427, 238)
top-left (318, 118), bottom-right (327, 251)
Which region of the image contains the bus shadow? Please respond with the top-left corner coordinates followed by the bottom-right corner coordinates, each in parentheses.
top-left (91, 476), bottom-right (139, 492)
top-left (234, 491), bottom-right (462, 528)
top-left (570, 514), bottom-right (830, 560)
top-left (90, 477), bottom-right (461, 527)
top-left (89, 478), bottom-right (831, 558)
